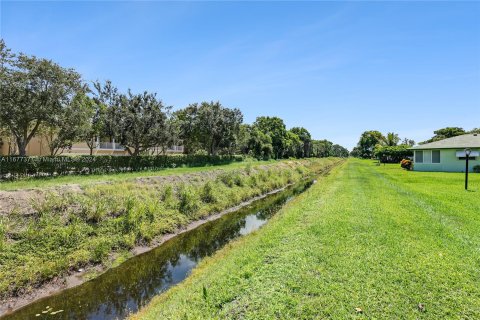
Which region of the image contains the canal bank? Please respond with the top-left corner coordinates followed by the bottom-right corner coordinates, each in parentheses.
top-left (2, 179), bottom-right (316, 319)
top-left (0, 158), bottom-right (342, 318)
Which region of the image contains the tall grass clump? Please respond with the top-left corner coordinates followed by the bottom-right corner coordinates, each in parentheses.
top-left (178, 184), bottom-right (200, 216)
top-left (201, 181), bottom-right (218, 204)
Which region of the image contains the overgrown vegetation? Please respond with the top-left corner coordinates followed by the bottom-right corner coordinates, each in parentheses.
top-left (374, 145), bottom-right (413, 163)
top-left (132, 159), bottom-right (480, 319)
top-left (0, 158), bottom-right (340, 300)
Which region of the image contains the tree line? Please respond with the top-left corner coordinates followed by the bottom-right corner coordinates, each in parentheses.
top-left (0, 40), bottom-right (348, 158)
top-left (418, 127), bottom-right (479, 144)
top-left (351, 127), bottom-right (478, 163)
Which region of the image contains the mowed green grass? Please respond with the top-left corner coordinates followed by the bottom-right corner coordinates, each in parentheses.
top-left (0, 159), bottom-right (276, 191)
top-left (132, 159), bottom-right (480, 319)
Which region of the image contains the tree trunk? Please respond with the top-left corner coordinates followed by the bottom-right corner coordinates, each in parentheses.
top-left (86, 138), bottom-right (93, 155)
top-left (17, 138), bottom-right (27, 156)
top-left (13, 120), bottom-right (41, 156)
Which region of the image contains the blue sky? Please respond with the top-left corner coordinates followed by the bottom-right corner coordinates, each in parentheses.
top-left (1, 1), bottom-right (479, 149)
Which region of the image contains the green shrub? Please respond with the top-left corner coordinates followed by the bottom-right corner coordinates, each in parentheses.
top-left (219, 172), bottom-right (235, 187)
top-left (376, 145), bottom-right (413, 163)
top-left (245, 162), bottom-right (253, 175)
top-left (0, 219), bottom-right (6, 251)
top-left (296, 166), bottom-right (305, 174)
top-left (0, 154), bottom-right (244, 180)
top-left (89, 238), bottom-right (113, 262)
top-left (473, 165), bottom-right (480, 173)
top-left (121, 232), bottom-right (137, 249)
top-left (178, 185), bottom-right (199, 215)
top-left (201, 181), bottom-right (218, 204)
top-left (248, 175), bottom-right (258, 187)
top-left (233, 174), bottom-right (244, 187)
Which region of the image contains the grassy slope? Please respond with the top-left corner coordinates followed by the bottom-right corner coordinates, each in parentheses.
top-left (133, 159), bottom-right (480, 319)
top-left (0, 159), bottom-right (275, 191)
top-left (0, 158), bottom-right (339, 299)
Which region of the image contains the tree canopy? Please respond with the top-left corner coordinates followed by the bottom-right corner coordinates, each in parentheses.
top-left (420, 127), bottom-right (466, 144)
top-left (351, 130), bottom-right (416, 160)
top-left (172, 102), bottom-right (243, 156)
top-left (0, 40), bottom-right (86, 155)
top-left (253, 116), bottom-right (287, 159)
top-left (0, 40), bottom-right (349, 159)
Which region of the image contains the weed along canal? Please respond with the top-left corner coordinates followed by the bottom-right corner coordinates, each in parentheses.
top-left (1, 179), bottom-right (314, 320)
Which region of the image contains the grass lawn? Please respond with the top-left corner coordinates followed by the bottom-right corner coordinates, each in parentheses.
top-left (132, 159), bottom-right (480, 319)
top-left (0, 159), bottom-right (276, 191)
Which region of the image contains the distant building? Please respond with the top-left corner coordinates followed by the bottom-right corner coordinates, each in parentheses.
top-left (0, 136), bottom-right (184, 156)
top-left (410, 134), bottom-right (480, 172)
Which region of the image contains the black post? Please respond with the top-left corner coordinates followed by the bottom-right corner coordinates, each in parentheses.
top-left (465, 155), bottom-right (469, 190)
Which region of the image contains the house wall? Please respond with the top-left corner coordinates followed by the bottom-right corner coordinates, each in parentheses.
top-left (0, 136), bottom-right (50, 156)
top-left (413, 149), bottom-right (480, 172)
top-left (0, 141), bottom-right (8, 156)
top-left (26, 136), bottom-right (50, 156)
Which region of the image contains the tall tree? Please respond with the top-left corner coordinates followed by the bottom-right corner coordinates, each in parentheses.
top-left (290, 127), bottom-right (312, 157)
top-left (236, 124), bottom-right (252, 155)
top-left (172, 105), bottom-right (200, 154)
top-left (0, 40), bottom-right (86, 156)
top-left (420, 127), bottom-right (466, 144)
top-left (196, 102), bottom-right (243, 155)
top-left (253, 116), bottom-right (287, 159)
top-left (41, 93), bottom-right (95, 155)
top-left (355, 130), bottom-right (385, 158)
top-left (401, 138), bottom-right (415, 146)
top-left (92, 80), bottom-right (120, 142)
top-left (116, 90), bottom-right (170, 156)
top-left (311, 139), bottom-right (333, 158)
top-left (153, 118), bottom-right (179, 155)
top-left (383, 132), bottom-right (400, 146)
top-left (247, 127), bottom-right (273, 159)
top-left (82, 95), bottom-right (107, 155)
top-left (331, 144), bottom-right (349, 157)
top-left (350, 146), bottom-right (361, 158)
top-left (173, 102), bottom-right (243, 155)
top-left (283, 131), bottom-right (302, 158)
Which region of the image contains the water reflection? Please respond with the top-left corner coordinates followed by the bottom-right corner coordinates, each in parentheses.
top-left (2, 181), bottom-right (311, 320)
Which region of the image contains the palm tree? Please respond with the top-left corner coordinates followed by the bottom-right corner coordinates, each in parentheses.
top-left (383, 132), bottom-right (400, 146)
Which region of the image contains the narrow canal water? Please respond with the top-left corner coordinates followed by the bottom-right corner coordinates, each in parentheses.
top-left (1, 180), bottom-right (313, 320)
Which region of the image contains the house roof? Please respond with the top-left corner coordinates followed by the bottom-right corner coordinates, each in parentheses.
top-left (411, 134), bottom-right (480, 149)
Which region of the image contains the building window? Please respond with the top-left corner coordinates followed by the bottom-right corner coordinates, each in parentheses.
top-left (415, 150), bottom-right (423, 163)
top-left (432, 150), bottom-right (440, 163)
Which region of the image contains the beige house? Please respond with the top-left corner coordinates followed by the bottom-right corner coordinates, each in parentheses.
top-left (0, 136), bottom-right (183, 156)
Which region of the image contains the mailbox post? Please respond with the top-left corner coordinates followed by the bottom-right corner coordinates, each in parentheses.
top-left (465, 148), bottom-right (471, 190)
